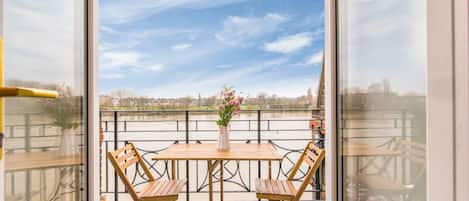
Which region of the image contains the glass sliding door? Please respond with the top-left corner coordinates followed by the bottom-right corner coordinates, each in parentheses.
top-left (1, 0), bottom-right (88, 201)
top-left (336, 0), bottom-right (427, 200)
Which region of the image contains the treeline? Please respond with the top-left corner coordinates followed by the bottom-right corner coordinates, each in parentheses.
top-left (100, 90), bottom-right (317, 110)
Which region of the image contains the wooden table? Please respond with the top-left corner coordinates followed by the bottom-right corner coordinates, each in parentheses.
top-left (342, 143), bottom-right (401, 157)
top-left (153, 143), bottom-right (282, 201)
top-left (341, 143), bottom-right (404, 200)
top-left (5, 151), bottom-right (82, 201)
top-left (5, 151), bottom-right (82, 172)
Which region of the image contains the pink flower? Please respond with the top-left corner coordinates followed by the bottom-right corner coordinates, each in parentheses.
top-left (229, 99), bottom-right (239, 106)
top-left (238, 96), bottom-right (244, 104)
top-left (219, 105), bottom-right (224, 110)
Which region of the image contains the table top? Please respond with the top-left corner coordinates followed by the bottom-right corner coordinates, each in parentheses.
top-left (153, 143), bottom-right (282, 161)
top-left (5, 151), bottom-right (82, 172)
top-left (342, 143), bottom-right (401, 157)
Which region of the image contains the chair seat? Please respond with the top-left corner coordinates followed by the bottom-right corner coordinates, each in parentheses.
top-left (139, 179), bottom-right (186, 201)
top-left (255, 179), bottom-right (297, 200)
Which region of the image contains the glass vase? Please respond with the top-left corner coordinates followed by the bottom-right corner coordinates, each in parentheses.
top-left (218, 125), bottom-right (230, 151)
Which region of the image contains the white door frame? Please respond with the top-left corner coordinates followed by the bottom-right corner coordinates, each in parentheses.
top-left (87, 0), bottom-right (100, 200)
top-left (426, 0), bottom-right (455, 200)
top-left (324, 0), bottom-right (469, 200)
top-left (453, 0), bottom-right (469, 200)
top-left (324, 0), bottom-right (337, 200)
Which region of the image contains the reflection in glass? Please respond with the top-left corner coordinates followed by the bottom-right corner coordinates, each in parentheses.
top-left (337, 0), bottom-right (427, 201)
top-left (3, 1), bottom-right (86, 201)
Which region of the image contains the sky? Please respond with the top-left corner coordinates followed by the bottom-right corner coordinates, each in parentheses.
top-left (99, 0), bottom-right (325, 98)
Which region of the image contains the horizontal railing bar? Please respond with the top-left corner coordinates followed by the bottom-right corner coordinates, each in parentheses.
top-left (107, 129), bottom-right (316, 133)
top-left (101, 119), bottom-right (321, 122)
top-left (103, 138), bottom-right (319, 142)
top-left (100, 109), bottom-right (322, 113)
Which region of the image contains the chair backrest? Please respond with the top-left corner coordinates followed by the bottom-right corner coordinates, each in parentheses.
top-left (107, 143), bottom-right (155, 201)
top-left (287, 142), bottom-right (325, 200)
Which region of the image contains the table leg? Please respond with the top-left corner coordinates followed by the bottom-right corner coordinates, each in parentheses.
top-left (268, 160), bottom-right (272, 179)
top-left (220, 160), bottom-right (224, 201)
top-left (208, 160), bottom-right (213, 201)
top-left (171, 160), bottom-right (176, 179)
top-left (75, 166), bottom-right (80, 201)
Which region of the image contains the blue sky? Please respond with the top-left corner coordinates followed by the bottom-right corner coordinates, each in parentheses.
top-left (99, 0), bottom-right (324, 98)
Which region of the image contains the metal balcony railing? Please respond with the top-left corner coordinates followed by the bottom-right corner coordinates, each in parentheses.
top-left (99, 109), bottom-right (325, 201)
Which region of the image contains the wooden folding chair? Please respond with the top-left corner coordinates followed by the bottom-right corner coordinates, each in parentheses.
top-left (347, 139), bottom-right (426, 201)
top-left (255, 142), bottom-right (325, 201)
top-left (108, 143), bottom-right (186, 201)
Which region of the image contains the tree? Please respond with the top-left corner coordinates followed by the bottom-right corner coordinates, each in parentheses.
top-left (307, 88), bottom-right (313, 104)
top-left (109, 89), bottom-right (136, 99)
top-left (180, 96), bottom-right (193, 108)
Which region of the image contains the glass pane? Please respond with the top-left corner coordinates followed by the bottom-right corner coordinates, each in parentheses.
top-left (337, 0), bottom-right (427, 200)
top-left (3, 1), bottom-right (86, 201)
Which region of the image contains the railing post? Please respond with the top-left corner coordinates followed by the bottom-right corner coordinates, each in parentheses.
top-left (401, 109), bottom-right (407, 185)
top-left (25, 114), bottom-right (31, 152)
top-left (25, 113), bottom-right (32, 201)
top-left (114, 111), bottom-right (119, 201)
top-left (315, 124), bottom-right (323, 200)
top-left (185, 110), bottom-right (190, 201)
top-left (257, 110), bottom-right (261, 189)
top-left (401, 110), bottom-right (407, 138)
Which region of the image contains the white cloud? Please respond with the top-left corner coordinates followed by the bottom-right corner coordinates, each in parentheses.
top-left (145, 64), bottom-right (165, 72)
top-left (141, 58), bottom-right (289, 98)
top-left (101, 51), bottom-right (143, 70)
top-left (171, 43), bottom-right (192, 51)
top-left (101, 51), bottom-right (165, 72)
top-left (215, 13), bottom-right (289, 46)
top-left (215, 64), bottom-right (234, 69)
top-left (100, 25), bottom-right (119, 35)
top-left (262, 32), bottom-right (314, 54)
top-left (101, 73), bottom-right (125, 79)
top-left (101, 0), bottom-right (249, 24)
top-left (306, 50), bottom-right (323, 65)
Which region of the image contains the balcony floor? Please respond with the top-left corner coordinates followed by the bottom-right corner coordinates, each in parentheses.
top-left (102, 192), bottom-right (323, 201)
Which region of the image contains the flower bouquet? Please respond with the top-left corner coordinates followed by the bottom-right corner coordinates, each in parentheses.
top-left (216, 86), bottom-right (243, 151)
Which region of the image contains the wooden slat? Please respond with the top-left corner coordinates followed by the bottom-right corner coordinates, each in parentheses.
top-left (303, 155), bottom-right (316, 167)
top-left (120, 157), bottom-right (138, 169)
top-left (306, 150), bottom-right (319, 161)
top-left (286, 181), bottom-right (297, 195)
top-left (114, 144), bottom-right (133, 157)
top-left (117, 151), bottom-right (136, 163)
top-left (255, 179), bottom-right (295, 200)
top-left (139, 180), bottom-right (186, 200)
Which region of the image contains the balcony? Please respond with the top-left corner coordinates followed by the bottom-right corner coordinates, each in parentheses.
top-left (3, 107), bottom-right (420, 201)
top-left (99, 109), bottom-right (325, 201)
